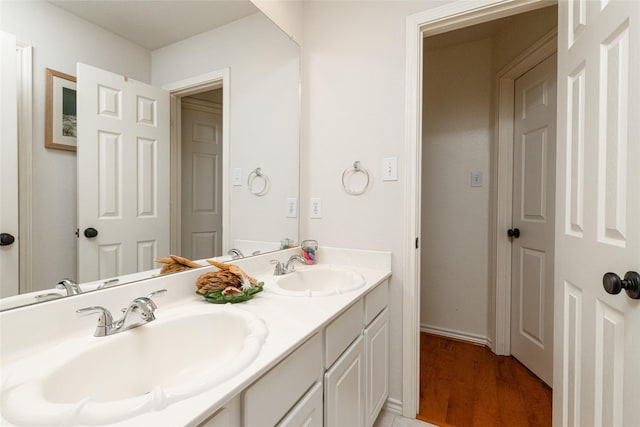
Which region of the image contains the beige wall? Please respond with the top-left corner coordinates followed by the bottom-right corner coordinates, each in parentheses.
top-left (421, 37), bottom-right (493, 342)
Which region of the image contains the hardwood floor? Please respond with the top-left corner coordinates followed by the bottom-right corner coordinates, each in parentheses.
top-left (417, 333), bottom-right (552, 427)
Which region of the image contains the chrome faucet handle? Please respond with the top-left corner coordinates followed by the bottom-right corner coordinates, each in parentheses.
top-left (57, 278), bottom-right (82, 295)
top-left (76, 306), bottom-right (115, 337)
top-left (271, 259), bottom-right (286, 276)
top-left (97, 278), bottom-right (119, 290)
top-left (120, 289), bottom-right (166, 328)
top-left (284, 255), bottom-right (306, 273)
top-left (147, 289), bottom-right (167, 300)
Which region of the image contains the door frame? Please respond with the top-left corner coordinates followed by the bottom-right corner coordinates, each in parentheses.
top-left (402, 0), bottom-right (554, 418)
top-left (17, 43), bottom-right (33, 294)
top-left (162, 69), bottom-right (230, 256)
top-left (493, 29), bottom-right (557, 356)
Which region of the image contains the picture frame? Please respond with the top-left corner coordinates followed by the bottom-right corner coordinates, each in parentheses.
top-left (45, 68), bottom-right (77, 152)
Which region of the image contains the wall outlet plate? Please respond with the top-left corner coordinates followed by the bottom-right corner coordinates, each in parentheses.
top-left (471, 171), bottom-right (483, 187)
top-left (286, 198), bottom-right (297, 218)
top-left (310, 198), bottom-right (322, 219)
top-left (383, 157), bottom-right (398, 181)
top-left (232, 168), bottom-right (243, 186)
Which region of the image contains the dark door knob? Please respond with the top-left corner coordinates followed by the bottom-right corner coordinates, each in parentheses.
top-left (0, 233), bottom-right (15, 246)
top-left (603, 271), bottom-right (640, 300)
top-left (84, 227), bottom-right (98, 238)
top-left (507, 228), bottom-right (520, 238)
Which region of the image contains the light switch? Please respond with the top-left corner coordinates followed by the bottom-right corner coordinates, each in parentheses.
top-left (383, 157), bottom-right (398, 181)
top-left (286, 198), bottom-right (297, 218)
top-left (471, 171), bottom-right (483, 187)
top-left (232, 168), bottom-right (243, 186)
top-left (310, 198), bottom-right (322, 219)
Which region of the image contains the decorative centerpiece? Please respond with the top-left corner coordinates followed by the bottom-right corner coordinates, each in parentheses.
top-left (195, 259), bottom-right (263, 303)
top-left (155, 255), bottom-right (202, 274)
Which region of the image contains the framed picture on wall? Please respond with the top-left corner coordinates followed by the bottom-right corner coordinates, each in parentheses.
top-left (45, 68), bottom-right (77, 152)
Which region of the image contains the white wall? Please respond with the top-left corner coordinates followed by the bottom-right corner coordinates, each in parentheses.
top-left (0, 1), bottom-right (150, 291)
top-left (299, 0), bottom-right (452, 407)
top-left (251, 0), bottom-right (303, 45)
top-left (420, 37), bottom-right (493, 342)
top-left (152, 12), bottom-right (300, 251)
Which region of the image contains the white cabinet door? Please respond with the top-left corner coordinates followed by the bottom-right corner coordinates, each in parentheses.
top-left (325, 335), bottom-right (365, 427)
top-left (0, 31), bottom-right (19, 298)
top-left (555, 1), bottom-right (640, 426)
top-left (278, 383), bottom-right (323, 427)
top-left (365, 309), bottom-right (389, 427)
top-left (76, 63), bottom-right (169, 282)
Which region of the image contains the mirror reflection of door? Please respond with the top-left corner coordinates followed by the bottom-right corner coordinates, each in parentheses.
top-left (77, 63), bottom-right (170, 283)
top-left (180, 90), bottom-right (223, 260)
top-left (0, 31), bottom-right (19, 298)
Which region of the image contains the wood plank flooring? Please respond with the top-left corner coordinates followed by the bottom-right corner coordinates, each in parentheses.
top-left (417, 333), bottom-right (552, 427)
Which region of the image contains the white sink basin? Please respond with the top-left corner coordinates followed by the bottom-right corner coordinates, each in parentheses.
top-left (266, 265), bottom-right (366, 297)
top-left (1, 303), bottom-right (267, 426)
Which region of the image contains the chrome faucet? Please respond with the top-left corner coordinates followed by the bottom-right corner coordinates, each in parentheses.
top-left (271, 255), bottom-right (307, 276)
top-left (56, 278), bottom-right (82, 295)
top-left (76, 289), bottom-right (167, 337)
top-left (228, 248), bottom-right (245, 259)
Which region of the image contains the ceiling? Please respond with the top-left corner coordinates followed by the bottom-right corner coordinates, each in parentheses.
top-left (48, 0), bottom-right (259, 50)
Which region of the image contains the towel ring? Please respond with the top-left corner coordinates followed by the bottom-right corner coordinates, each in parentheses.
top-left (247, 167), bottom-right (270, 196)
top-left (342, 161), bottom-right (370, 195)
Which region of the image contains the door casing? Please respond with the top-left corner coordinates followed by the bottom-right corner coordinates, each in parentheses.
top-left (402, 0), bottom-right (556, 418)
top-left (163, 69), bottom-right (230, 256)
top-left (494, 30), bottom-right (557, 357)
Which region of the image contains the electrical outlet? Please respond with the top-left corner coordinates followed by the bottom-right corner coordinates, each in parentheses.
top-left (310, 198), bottom-right (322, 219)
top-left (383, 157), bottom-right (398, 181)
top-left (286, 198), bottom-right (297, 218)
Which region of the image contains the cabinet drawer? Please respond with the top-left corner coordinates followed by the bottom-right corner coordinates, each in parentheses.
top-left (364, 280), bottom-right (388, 325)
top-left (325, 299), bottom-right (364, 368)
top-left (277, 382), bottom-right (323, 427)
top-left (243, 333), bottom-right (322, 427)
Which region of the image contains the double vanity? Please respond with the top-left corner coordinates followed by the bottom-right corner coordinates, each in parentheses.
top-left (0, 247), bottom-right (391, 426)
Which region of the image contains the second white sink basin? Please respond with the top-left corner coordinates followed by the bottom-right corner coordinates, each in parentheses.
top-left (1, 303), bottom-right (268, 426)
top-left (267, 265), bottom-right (366, 297)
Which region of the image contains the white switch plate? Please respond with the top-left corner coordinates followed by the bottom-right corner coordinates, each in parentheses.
top-left (286, 198), bottom-right (297, 218)
top-left (232, 168), bottom-right (243, 186)
top-left (310, 198), bottom-right (322, 219)
top-left (383, 157), bottom-right (398, 181)
top-left (471, 171), bottom-right (483, 187)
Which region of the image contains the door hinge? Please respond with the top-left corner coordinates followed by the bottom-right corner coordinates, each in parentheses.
top-left (415, 237), bottom-right (419, 249)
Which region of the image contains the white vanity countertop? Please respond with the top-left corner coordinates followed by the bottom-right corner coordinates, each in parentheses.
top-left (0, 247), bottom-right (391, 427)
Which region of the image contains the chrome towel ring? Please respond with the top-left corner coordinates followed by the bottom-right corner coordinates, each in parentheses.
top-left (248, 167), bottom-right (270, 196)
top-left (342, 161), bottom-right (370, 195)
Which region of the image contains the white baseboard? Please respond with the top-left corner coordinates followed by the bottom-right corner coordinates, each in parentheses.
top-left (420, 324), bottom-right (493, 348)
top-left (382, 397), bottom-right (403, 416)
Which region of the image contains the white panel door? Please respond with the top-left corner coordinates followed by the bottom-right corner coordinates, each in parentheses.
top-left (0, 31), bottom-right (19, 298)
top-left (510, 53), bottom-right (557, 386)
top-left (77, 63), bottom-right (169, 282)
top-left (555, 1), bottom-right (640, 426)
top-left (180, 101), bottom-right (223, 260)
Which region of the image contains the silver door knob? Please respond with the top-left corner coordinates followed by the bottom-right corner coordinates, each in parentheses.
top-left (602, 271), bottom-right (640, 299)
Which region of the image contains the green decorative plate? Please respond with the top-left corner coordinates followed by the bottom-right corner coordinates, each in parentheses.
top-left (197, 282), bottom-right (264, 304)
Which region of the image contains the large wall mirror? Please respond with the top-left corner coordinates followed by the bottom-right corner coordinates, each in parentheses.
top-left (0, 0), bottom-right (300, 310)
